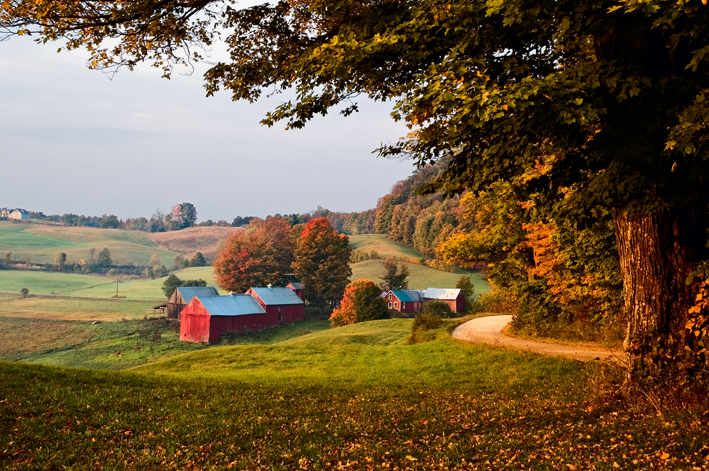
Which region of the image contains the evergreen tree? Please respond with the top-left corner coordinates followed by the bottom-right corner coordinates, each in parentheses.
top-left (97, 248), bottom-right (111, 268)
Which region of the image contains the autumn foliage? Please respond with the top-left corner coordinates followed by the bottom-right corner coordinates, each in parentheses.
top-left (330, 279), bottom-right (389, 328)
top-left (213, 217), bottom-right (294, 293)
top-left (292, 218), bottom-right (351, 313)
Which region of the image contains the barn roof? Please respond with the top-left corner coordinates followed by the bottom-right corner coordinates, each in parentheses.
top-left (196, 295), bottom-right (266, 317)
top-left (250, 287), bottom-right (305, 305)
top-left (423, 288), bottom-right (462, 300)
top-left (176, 286), bottom-right (219, 304)
top-left (287, 282), bottom-right (304, 290)
top-left (391, 290), bottom-right (424, 303)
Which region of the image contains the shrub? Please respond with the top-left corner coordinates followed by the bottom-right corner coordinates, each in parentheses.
top-left (421, 301), bottom-right (454, 318)
top-left (20, 288), bottom-right (29, 298)
top-left (412, 313), bottom-right (442, 332)
top-left (330, 279), bottom-right (389, 327)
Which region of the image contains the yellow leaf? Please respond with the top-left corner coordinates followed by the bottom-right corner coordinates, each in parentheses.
top-left (661, 452), bottom-right (670, 460)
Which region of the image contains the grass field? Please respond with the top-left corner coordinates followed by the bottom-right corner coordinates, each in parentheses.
top-left (0, 266), bottom-right (221, 299)
top-left (349, 234), bottom-right (424, 259)
top-left (351, 259), bottom-right (489, 293)
top-left (0, 221), bottom-right (179, 266)
top-left (2, 319), bottom-right (708, 469)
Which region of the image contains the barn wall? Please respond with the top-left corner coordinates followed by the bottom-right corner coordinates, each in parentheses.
top-left (209, 314), bottom-right (268, 342)
top-left (271, 304), bottom-right (304, 323)
top-left (180, 302), bottom-right (211, 343)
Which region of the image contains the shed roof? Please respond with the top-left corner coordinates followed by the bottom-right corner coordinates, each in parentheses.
top-left (196, 295), bottom-right (266, 317)
top-left (176, 286), bottom-right (219, 304)
top-left (423, 288), bottom-right (462, 300)
top-left (250, 287), bottom-right (305, 305)
top-left (287, 282), bottom-right (304, 290)
top-left (391, 290), bottom-right (424, 303)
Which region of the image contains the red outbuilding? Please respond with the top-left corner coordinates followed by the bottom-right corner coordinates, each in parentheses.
top-left (384, 290), bottom-right (424, 313)
top-left (423, 288), bottom-right (466, 314)
top-left (180, 294), bottom-right (268, 343)
top-left (246, 286), bottom-right (305, 323)
top-left (286, 282), bottom-right (305, 301)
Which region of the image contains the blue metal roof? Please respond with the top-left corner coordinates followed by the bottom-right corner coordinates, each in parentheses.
top-left (391, 290), bottom-right (423, 303)
top-left (196, 295), bottom-right (266, 317)
top-left (287, 282), bottom-right (304, 290)
top-left (177, 286), bottom-right (219, 304)
top-left (249, 287), bottom-right (304, 305)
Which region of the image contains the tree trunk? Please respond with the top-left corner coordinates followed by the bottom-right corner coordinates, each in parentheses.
top-left (614, 204), bottom-right (706, 358)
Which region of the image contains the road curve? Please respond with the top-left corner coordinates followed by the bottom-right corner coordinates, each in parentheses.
top-left (452, 315), bottom-right (624, 363)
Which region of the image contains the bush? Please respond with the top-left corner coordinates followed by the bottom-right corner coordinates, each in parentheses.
top-left (411, 313), bottom-right (442, 332)
top-left (421, 301), bottom-right (454, 318)
top-left (20, 288), bottom-right (29, 298)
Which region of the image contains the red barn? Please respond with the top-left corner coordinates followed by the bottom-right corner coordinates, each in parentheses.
top-left (286, 282), bottom-right (305, 301)
top-left (180, 294), bottom-right (268, 343)
top-left (385, 290), bottom-right (424, 313)
top-left (167, 286), bottom-right (219, 319)
top-left (423, 288), bottom-right (465, 314)
top-left (246, 286), bottom-right (305, 323)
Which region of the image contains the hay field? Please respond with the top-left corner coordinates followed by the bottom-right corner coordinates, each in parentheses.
top-left (147, 226), bottom-right (243, 260)
top-left (348, 234), bottom-right (424, 259)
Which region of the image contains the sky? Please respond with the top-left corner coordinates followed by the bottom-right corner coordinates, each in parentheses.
top-left (0, 17), bottom-right (416, 222)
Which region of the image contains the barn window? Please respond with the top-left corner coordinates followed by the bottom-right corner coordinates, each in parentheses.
top-left (394, 302), bottom-right (398, 309)
top-left (388, 293), bottom-right (392, 300)
top-left (388, 302), bottom-right (392, 308)
top-left (402, 302), bottom-right (406, 309)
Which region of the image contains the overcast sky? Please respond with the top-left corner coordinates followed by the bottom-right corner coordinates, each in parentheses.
top-left (0, 19), bottom-right (415, 222)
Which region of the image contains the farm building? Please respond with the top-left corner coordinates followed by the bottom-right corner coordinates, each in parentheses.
top-left (384, 290), bottom-right (424, 314)
top-left (167, 286), bottom-right (219, 319)
top-left (0, 208), bottom-right (9, 219)
top-left (423, 288), bottom-right (465, 314)
top-left (180, 294), bottom-right (267, 343)
top-left (246, 286), bottom-right (305, 323)
top-left (8, 209), bottom-right (29, 220)
top-left (286, 282), bottom-right (305, 301)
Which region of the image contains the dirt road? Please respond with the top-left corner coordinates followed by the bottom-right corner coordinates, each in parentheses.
top-left (452, 315), bottom-right (624, 362)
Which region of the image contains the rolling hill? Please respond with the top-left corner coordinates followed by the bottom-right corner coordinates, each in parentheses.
top-left (147, 226), bottom-right (243, 260)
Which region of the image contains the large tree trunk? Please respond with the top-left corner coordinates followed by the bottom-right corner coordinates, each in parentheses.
top-left (614, 203), bottom-right (707, 359)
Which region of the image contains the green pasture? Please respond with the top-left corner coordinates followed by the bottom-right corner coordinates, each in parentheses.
top-left (0, 293), bottom-right (156, 321)
top-left (0, 221), bottom-right (178, 266)
top-left (3, 317), bottom-right (707, 469)
top-left (351, 259), bottom-right (489, 293)
top-left (0, 266), bottom-right (220, 299)
top-left (349, 234), bottom-right (424, 259)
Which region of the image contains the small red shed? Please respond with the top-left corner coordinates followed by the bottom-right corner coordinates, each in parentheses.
top-left (423, 288), bottom-right (465, 314)
top-left (246, 286), bottom-right (305, 323)
top-left (286, 282), bottom-right (305, 301)
top-left (180, 294), bottom-right (267, 343)
top-left (385, 290), bottom-right (424, 313)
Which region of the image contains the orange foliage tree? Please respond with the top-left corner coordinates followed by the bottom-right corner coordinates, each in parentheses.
top-left (213, 217), bottom-right (294, 293)
top-left (292, 218), bottom-right (351, 313)
top-left (330, 279), bottom-right (389, 328)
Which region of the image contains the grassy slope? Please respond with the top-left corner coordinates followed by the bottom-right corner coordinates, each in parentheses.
top-left (0, 221), bottom-right (178, 266)
top-left (349, 234), bottom-right (424, 259)
top-left (2, 320), bottom-right (707, 469)
top-left (351, 259), bottom-right (489, 292)
top-left (0, 292), bottom-right (156, 321)
top-left (348, 234), bottom-right (490, 293)
top-left (0, 267), bottom-right (220, 299)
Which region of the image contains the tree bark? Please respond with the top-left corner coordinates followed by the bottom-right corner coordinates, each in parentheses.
top-left (614, 203), bottom-right (706, 358)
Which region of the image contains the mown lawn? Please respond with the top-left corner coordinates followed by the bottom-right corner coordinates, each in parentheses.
top-left (2, 319), bottom-right (708, 469)
top-left (351, 259), bottom-right (489, 293)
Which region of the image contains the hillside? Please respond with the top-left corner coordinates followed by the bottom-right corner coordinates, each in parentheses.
top-left (348, 234), bottom-right (489, 293)
top-left (147, 226), bottom-right (243, 260)
top-left (3, 320), bottom-right (705, 469)
top-left (0, 221), bottom-right (178, 266)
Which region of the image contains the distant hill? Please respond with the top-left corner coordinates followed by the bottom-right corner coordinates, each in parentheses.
top-left (147, 226), bottom-right (243, 260)
top-left (0, 221), bottom-right (177, 267)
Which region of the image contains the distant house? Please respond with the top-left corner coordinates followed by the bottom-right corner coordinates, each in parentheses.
top-left (423, 288), bottom-right (465, 313)
top-left (8, 209), bottom-right (29, 220)
top-left (167, 286), bottom-right (219, 319)
top-left (180, 294), bottom-right (267, 343)
top-left (286, 282), bottom-right (305, 301)
top-left (0, 208), bottom-right (9, 219)
top-left (384, 289), bottom-right (424, 313)
top-left (246, 286), bottom-right (305, 324)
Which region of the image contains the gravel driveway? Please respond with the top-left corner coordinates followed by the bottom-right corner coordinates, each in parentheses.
top-left (452, 315), bottom-right (625, 363)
